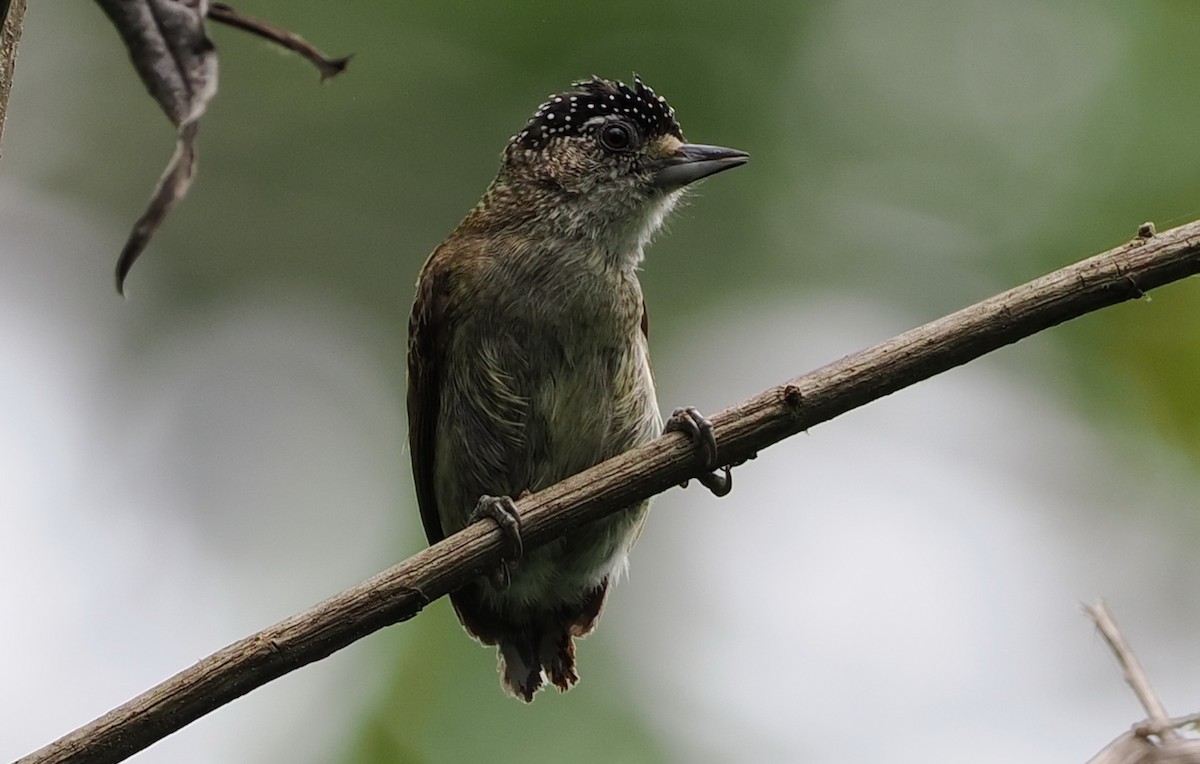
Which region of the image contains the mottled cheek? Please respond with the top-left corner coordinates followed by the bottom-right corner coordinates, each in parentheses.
top-left (545, 145), bottom-right (603, 192)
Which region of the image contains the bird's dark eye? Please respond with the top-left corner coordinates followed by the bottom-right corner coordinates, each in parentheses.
top-left (598, 121), bottom-right (636, 152)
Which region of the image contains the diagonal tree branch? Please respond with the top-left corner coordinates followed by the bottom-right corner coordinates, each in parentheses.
top-left (19, 219), bottom-right (1200, 763)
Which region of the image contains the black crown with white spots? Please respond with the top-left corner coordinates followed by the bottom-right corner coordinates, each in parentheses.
top-left (511, 75), bottom-right (683, 151)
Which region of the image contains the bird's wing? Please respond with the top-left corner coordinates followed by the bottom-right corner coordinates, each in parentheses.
top-left (407, 251), bottom-right (454, 545)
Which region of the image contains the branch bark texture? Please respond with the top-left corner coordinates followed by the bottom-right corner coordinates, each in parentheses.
top-left (0, 0), bottom-right (25, 155)
top-left (20, 220), bottom-right (1200, 763)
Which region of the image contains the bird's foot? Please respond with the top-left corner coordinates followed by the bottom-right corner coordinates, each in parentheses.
top-left (663, 406), bottom-right (733, 497)
top-left (470, 495), bottom-right (524, 589)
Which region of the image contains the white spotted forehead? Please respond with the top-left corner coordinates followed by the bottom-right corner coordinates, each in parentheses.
top-left (510, 76), bottom-right (682, 151)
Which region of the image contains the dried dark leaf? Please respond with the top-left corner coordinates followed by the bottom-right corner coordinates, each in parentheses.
top-left (97, 0), bottom-right (346, 293)
top-left (95, 0), bottom-right (216, 294)
top-left (207, 2), bottom-right (351, 81)
top-left (113, 121), bottom-right (199, 292)
top-left (95, 0), bottom-right (217, 127)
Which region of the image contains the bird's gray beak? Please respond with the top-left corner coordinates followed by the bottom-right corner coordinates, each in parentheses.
top-left (653, 143), bottom-right (749, 188)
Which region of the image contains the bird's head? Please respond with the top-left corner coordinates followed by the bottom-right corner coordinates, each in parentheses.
top-left (483, 76), bottom-right (748, 253)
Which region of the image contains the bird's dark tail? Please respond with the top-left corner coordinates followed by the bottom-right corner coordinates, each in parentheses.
top-left (497, 627), bottom-right (578, 701)
top-left (451, 579), bottom-right (610, 702)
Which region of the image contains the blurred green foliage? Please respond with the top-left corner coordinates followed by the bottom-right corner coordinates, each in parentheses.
top-left (346, 605), bottom-right (664, 764)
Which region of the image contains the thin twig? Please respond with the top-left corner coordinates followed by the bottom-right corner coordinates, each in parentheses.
top-left (1087, 601), bottom-right (1177, 741)
top-left (19, 219), bottom-right (1200, 763)
top-left (1083, 603), bottom-right (1200, 764)
top-left (1164, 713), bottom-right (1200, 732)
top-left (207, 2), bottom-right (350, 81)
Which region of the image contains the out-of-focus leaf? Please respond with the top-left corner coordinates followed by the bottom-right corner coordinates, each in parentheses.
top-left (1087, 731), bottom-right (1200, 764)
top-left (94, 0), bottom-right (216, 294)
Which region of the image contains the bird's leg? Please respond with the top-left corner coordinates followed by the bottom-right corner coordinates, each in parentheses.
top-left (470, 494), bottom-right (524, 589)
top-left (663, 406), bottom-right (733, 497)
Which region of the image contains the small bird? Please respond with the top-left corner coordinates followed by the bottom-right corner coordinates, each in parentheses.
top-left (407, 75), bottom-right (747, 701)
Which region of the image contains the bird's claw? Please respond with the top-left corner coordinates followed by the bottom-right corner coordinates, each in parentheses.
top-left (664, 406), bottom-right (734, 497)
top-left (470, 495), bottom-right (524, 587)
top-left (695, 465), bottom-right (733, 497)
top-left (665, 406), bottom-right (718, 466)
